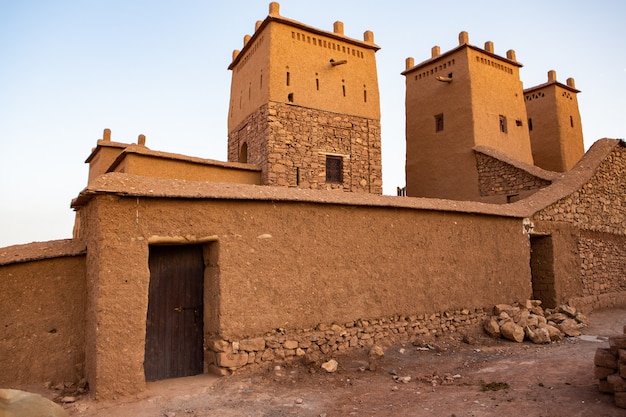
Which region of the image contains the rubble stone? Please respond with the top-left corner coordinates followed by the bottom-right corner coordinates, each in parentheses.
top-left (595, 327), bottom-right (626, 408)
top-left (483, 317), bottom-right (500, 338)
top-left (483, 301), bottom-right (587, 345)
top-left (0, 389), bottom-right (69, 417)
top-left (500, 321), bottom-right (525, 343)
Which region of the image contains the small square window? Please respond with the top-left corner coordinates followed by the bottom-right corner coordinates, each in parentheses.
top-left (326, 155), bottom-right (343, 183)
top-left (499, 115), bottom-right (507, 133)
top-left (435, 113), bottom-right (444, 132)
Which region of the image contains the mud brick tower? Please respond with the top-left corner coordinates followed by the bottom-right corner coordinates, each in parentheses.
top-left (524, 70), bottom-right (584, 172)
top-left (227, 2), bottom-right (383, 193)
top-left (402, 32), bottom-right (535, 201)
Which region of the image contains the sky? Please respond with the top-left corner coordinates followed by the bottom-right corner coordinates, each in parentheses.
top-left (1, 0), bottom-right (625, 247)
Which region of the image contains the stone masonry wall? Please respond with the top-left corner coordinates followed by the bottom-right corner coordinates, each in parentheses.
top-left (533, 144), bottom-right (626, 312)
top-left (475, 152), bottom-right (551, 198)
top-left (208, 307), bottom-right (488, 372)
top-left (578, 232), bottom-right (626, 298)
top-left (534, 144), bottom-right (626, 235)
top-left (229, 101), bottom-right (382, 194)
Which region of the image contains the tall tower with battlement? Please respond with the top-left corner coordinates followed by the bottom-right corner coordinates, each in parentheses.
top-left (524, 70), bottom-right (584, 172)
top-left (227, 2), bottom-right (382, 193)
top-left (402, 32), bottom-right (534, 201)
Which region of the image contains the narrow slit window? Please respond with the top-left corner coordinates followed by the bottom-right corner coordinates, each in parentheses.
top-left (435, 113), bottom-right (444, 132)
top-left (499, 115), bottom-right (508, 133)
top-left (286, 71), bottom-right (290, 86)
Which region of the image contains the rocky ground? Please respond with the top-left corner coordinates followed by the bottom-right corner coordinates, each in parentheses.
top-left (20, 308), bottom-right (626, 417)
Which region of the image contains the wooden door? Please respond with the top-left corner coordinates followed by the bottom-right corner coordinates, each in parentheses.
top-left (145, 245), bottom-right (204, 381)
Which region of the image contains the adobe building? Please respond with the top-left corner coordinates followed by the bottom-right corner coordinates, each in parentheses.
top-left (525, 70), bottom-right (585, 172)
top-left (402, 32), bottom-right (585, 202)
top-left (0, 2), bottom-right (624, 401)
top-left (227, 2), bottom-right (382, 193)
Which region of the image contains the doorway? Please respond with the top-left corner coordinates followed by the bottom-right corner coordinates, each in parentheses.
top-left (145, 244), bottom-right (205, 381)
top-left (530, 235), bottom-right (557, 309)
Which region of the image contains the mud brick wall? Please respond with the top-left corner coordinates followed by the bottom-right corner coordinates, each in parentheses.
top-left (0, 241), bottom-right (86, 386)
top-left (228, 101), bottom-right (382, 194)
top-left (475, 151), bottom-right (551, 198)
top-left (209, 308), bottom-right (488, 372)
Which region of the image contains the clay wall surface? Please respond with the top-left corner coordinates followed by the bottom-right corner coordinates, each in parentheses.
top-left (76, 188), bottom-right (531, 397)
top-left (228, 8), bottom-right (380, 132)
top-left (475, 151), bottom-right (551, 202)
top-left (404, 47), bottom-right (477, 199)
top-left (265, 20), bottom-right (380, 120)
top-left (111, 152), bottom-right (262, 185)
top-left (0, 241), bottom-right (86, 387)
top-left (526, 82), bottom-right (584, 172)
top-left (229, 101), bottom-right (382, 193)
top-left (467, 47), bottom-right (533, 164)
top-left (227, 18), bottom-right (271, 132)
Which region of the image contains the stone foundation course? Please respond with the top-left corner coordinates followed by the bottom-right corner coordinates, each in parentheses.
top-left (207, 308), bottom-right (488, 373)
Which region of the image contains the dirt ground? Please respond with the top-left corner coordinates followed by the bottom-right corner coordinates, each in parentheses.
top-left (35, 308), bottom-right (626, 416)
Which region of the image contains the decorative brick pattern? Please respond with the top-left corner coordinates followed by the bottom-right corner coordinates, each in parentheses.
top-left (228, 101), bottom-right (382, 194)
top-left (475, 152), bottom-right (551, 197)
top-left (208, 308), bottom-right (487, 372)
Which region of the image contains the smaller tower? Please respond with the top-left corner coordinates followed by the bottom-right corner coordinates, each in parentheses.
top-left (524, 70), bottom-right (584, 172)
top-left (402, 32), bottom-right (533, 201)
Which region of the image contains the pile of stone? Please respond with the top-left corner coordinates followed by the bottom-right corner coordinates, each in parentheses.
top-left (483, 300), bottom-right (588, 344)
top-left (595, 329), bottom-right (626, 409)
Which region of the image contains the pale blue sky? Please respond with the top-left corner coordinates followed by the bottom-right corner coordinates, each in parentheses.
top-left (1, 0), bottom-right (624, 247)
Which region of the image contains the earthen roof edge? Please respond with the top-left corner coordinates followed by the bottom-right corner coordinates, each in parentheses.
top-left (229, 14), bottom-right (380, 70)
top-left (84, 140), bottom-right (130, 163)
top-left (106, 145), bottom-right (262, 173)
top-left (71, 172), bottom-right (528, 218)
top-left (402, 43), bottom-right (522, 76)
top-left (524, 80), bottom-right (580, 95)
top-left (0, 239), bottom-right (86, 266)
top-left (472, 146), bottom-right (560, 182)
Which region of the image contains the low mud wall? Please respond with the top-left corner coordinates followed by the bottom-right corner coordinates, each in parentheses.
top-left (0, 240), bottom-right (86, 387)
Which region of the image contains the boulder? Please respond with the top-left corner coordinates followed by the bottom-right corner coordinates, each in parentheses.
top-left (216, 351), bottom-right (249, 368)
top-left (555, 304), bottom-right (577, 318)
top-left (525, 326), bottom-right (550, 344)
top-left (368, 345), bottom-right (385, 360)
top-left (595, 348), bottom-right (618, 369)
top-left (500, 321), bottom-right (525, 343)
top-left (607, 374), bottom-right (626, 392)
top-left (493, 304), bottom-right (513, 315)
top-left (321, 359), bottom-right (338, 373)
top-left (0, 389), bottom-right (69, 417)
top-left (483, 317), bottom-right (500, 339)
top-left (557, 319), bottom-right (582, 337)
top-left (543, 324), bottom-right (564, 342)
